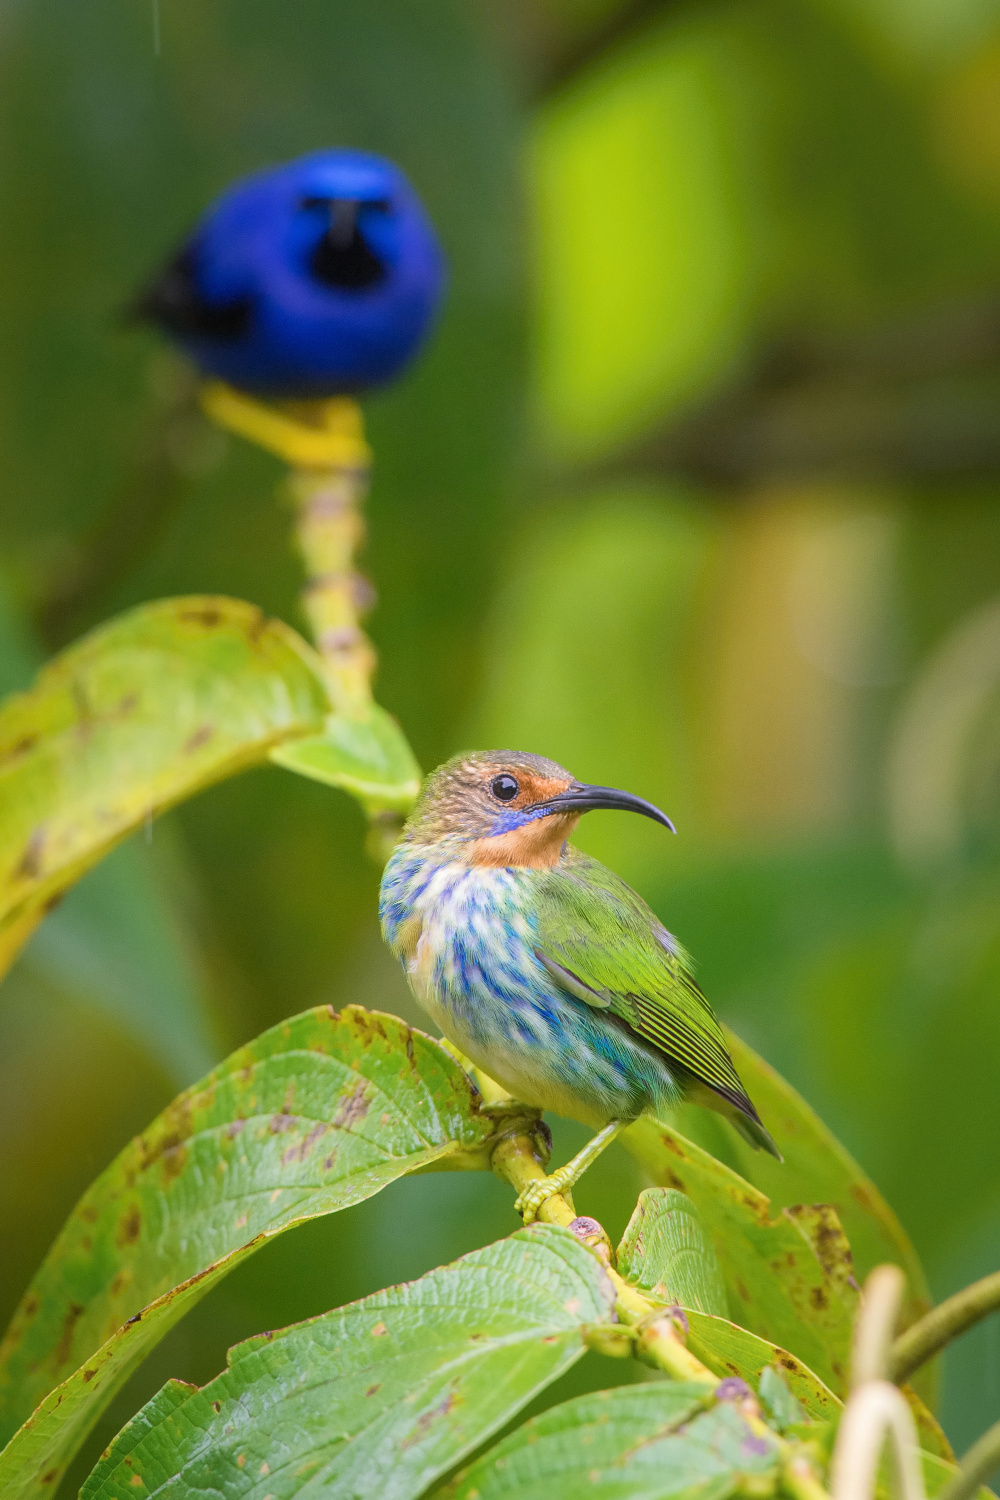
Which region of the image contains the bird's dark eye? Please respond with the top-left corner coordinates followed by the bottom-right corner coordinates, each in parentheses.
top-left (491, 774), bottom-right (519, 802)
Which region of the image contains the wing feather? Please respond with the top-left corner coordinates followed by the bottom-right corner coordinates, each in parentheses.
top-left (534, 850), bottom-right (762, 1125)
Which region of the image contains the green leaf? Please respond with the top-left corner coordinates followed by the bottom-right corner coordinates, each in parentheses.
top-left (622, 1117), bottom-right (858, 1394)
top-left (718, 1029), bottom-right (930, 1336)
top-left (439, 1382), bottom-right (780, 1500)
top-left (757, 1366), bottom-right (807, 1430)
top-left (667, 1028), bottom-right (936, 1405)
top-left (0, 596), bottom-right (330, 980)
top-left (81, 1226), bottom-right (616, 1500)
top-left (615, 1186), bottom-right (842, 1423)
top-left (269, 702), bottom-right (421, 813)
top-left (617, 1187), bottom-right (728, 1316)
top-left (0, 1007), bottom-right (494, 1500)
top-left (685, 1313), bottom-right (840, 1423)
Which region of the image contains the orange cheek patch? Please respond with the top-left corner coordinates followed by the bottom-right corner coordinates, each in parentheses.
top-left (468, 813), bottom-right (579, 869)
top-left (502, 772), bottom-right (572, 812)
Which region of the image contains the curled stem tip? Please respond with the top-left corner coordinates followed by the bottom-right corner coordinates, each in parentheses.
top-left (832, 1381), bottom-right (924, 1500)
top-left (854, 1264), bottom-right (907, 1389)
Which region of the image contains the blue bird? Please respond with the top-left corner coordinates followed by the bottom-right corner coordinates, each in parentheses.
top-left (135, 149), bottom-right (445, 397)
top-left (380, 750), bottom-right (779, 1222)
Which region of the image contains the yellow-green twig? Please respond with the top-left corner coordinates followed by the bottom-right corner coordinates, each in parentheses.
top-left (938, 1417), bottom-right (1000, 1500)
top-left (199, 381), bottom-right (377, 716)
top-left (488, 1120), bottom-right (832, 1497)
top-left (889, 1270), bottom-right (1000, 1388)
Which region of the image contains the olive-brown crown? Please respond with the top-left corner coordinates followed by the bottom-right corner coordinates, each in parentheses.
top-left (401, 749), bottom-right (574, 843)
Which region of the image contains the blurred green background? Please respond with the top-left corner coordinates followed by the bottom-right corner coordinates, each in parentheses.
top-left (3, 0), bottom-right (1000, 1480)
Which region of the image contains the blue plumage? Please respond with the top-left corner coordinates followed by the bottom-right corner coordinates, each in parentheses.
top-left (380, 750), bottom-right (779, 1220)
top-left (136, 150), bottom-right (445, 397)
top-left (380, 846), bottom-right (685, 1130)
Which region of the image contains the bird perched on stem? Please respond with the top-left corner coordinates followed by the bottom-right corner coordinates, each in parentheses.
top-left (380, 750), bottom-right (780, 1221)
top-left (134, 149), bottom-right (445, 397)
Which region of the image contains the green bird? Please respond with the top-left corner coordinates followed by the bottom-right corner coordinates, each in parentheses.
top-left (379, 750), bottom-right (779, 1220)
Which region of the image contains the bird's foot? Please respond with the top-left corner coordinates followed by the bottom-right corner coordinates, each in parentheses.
top-left (514, 1169), bottom-right (578, 1224)
top-left (513, 1119), bottom-right (627, 1224)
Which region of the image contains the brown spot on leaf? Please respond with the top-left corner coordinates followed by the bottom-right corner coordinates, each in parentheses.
top-left (41, 1472), bottom-right (58, 1485)
top-left (400, 1391), bottom-right (460, 1449)
top-left (810, 1286), bottom-right (829, 1310)
top-left (182, 724), bottom-right (214, 755)
top-left (227, 1118), bottom-right (246, 1139)
top-left (333, 1082), bottom-right (370, 1131)
top-left (735, 1279), bottom-right (751, 1303)
top-left (246, 609), bottom-right (268, 647)
top-left (54, 1303), bottom-right (85, 1368)
top-left (786, 1204), bottom-right (856, 1292)
top-left (282, 1121), bottom-right (329, 1166)
top-left (179, 607), bottom-right (222, 627)
top-left (161, 1144), bottom-right (188, 1185)
top-left (118, 693), bottom-right (139, 715)
top-left (269, 1112), bottom-right (296, 1134)
top-left (116, 1204), bottom-right (142, 1247)
top-left (371, 1321), bottom-right (389, 1337)
top-left (0, 732), bottom-right (38, 768)
top-left (82, 1368), bottom-right (97, 1383)
top-left (15, 827), bottom-right (45, 881)
top-left (365, 1384), bottom-right (380, 1397)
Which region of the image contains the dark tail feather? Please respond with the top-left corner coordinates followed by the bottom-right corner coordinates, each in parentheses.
top-left (730, 1110), bottom-right (783, 1161)
top-left (129, 244), bottom-right (252, 339)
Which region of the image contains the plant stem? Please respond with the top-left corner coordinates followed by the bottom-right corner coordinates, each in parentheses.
top-left (853, 1265), bottom-right (906, 1388)
top-left (489, 1123), bottom-right (832, 1495)
top-left (199, 382), bottom-right (377, 715)
top-left (889, 1271), bottom-right (1000, 1387)
top-left (490, 1126), bottom-right (724, 1386)
top-left (938, 1418), bottom-right (1000, 1500)
top-left (783, 1451), bottom-right (837, 1500)
top-left (831, 1381), bottom-right (925, 1500)
top-left (288, 457), bottom-right (374, 715)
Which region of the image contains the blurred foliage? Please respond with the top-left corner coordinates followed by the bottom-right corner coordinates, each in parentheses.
top-left (3, 0), bottom-right (1000, 1483)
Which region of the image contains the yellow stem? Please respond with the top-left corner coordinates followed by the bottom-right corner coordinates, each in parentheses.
top-left (489, 1125), bottom-right (714, 1382)
top-left (199, 381), bottom-right (377, 716)
top-left (488, 1120), bottom-right (832, 1496)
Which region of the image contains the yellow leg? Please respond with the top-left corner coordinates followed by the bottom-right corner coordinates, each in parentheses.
top-left (514, 1120), bottom-right (627, 1224)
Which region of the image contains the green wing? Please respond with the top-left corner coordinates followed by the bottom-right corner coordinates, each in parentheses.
top-left (534, 850), bottom-right (761, 1125)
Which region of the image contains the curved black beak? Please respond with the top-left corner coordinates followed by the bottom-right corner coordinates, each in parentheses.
top-left (532, 782), bottom-right (676, 833)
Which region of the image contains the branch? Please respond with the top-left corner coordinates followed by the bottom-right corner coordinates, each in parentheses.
top-left (582, 294), bottom-right (1000, 490)
top-left (889, 1270), bottom-right (1000, 1387)
top-left (854, 1264), bottom-right (906, 1388)
top-left (489, 1124), bottom-right (716, 1383)
top-left (831, 1381), bottom-right (925, 1500)
top-left (939, 1419), bottom-right (1000, 1500)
